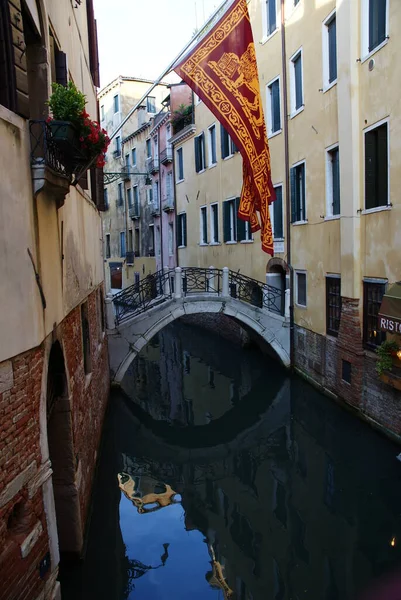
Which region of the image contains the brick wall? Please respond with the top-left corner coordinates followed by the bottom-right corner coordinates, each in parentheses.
top-left (0, 286), bottom-right (109, 600)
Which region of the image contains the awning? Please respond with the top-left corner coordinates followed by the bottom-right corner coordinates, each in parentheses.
top-left (378, 283), bottom-right (401, 333)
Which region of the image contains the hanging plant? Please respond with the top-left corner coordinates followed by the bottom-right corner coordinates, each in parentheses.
top-left (376, 340), bottom-right (399, 376)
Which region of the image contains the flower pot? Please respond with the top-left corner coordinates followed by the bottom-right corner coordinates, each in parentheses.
top-left (49, 121), bottom-right (79, 145)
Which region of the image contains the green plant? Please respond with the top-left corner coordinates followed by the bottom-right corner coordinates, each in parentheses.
top-left (47, 81), bottom-right (86, 124)
top-left (376, 340), bottom-right (399, 376)
top-left (171, 104), bottom-right (193, 133)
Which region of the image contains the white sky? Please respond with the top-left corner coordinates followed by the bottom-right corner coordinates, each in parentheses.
top-left (93, 0), bottom-right (220, 88)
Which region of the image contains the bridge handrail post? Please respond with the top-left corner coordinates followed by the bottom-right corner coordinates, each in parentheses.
top-left (222, 267), bottom-right (230, 298)
top-left (174, 267), bottom-right (182, 299)
top-left (285, 288), bottom-right (290, 321)
top-left (163, 266), bottom-right (170, 296)
top-left (105, 293), bottom-right (116, 329)
top-left (208, 265), bottom-right (216, 293)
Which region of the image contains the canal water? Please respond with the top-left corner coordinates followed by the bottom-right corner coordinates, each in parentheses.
top-left (62, 321), bottom-right (401, 600)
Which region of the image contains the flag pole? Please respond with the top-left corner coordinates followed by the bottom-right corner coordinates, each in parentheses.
top-left (108, 0), bottom-right (231, 142)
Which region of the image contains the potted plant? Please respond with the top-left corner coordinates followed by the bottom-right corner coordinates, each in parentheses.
top-left (375, 340), bottom-right (399, 376)
top-left (47, 82), bottom-right (110, 170)
top-left (171, 104), bottom-right (193, 134)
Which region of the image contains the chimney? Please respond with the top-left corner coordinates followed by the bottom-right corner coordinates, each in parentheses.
top-left (138, 105), bottom-right (147, 127)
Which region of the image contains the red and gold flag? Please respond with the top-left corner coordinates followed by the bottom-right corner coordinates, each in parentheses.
top-left (174, 0), bottom-right (275, 255)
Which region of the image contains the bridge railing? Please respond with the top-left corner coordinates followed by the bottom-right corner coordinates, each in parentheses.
top-left (111, 266), bottom-right (284, 326)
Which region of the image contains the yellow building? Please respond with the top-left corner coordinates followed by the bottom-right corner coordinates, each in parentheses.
top-left (174, 0), bottom-right (401, 437)
top-left (98, 77), bottom-right (170, 293)
top-left (0, 1), bottom-right (109, 599)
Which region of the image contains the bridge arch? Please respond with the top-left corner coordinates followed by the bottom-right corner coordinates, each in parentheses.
top-left (108, 295), bottom-right (290, 384)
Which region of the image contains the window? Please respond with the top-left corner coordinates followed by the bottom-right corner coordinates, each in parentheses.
top-left (147, 187), bottom-right (153, 204)
top-left (177, 147), bottom-right (184, 181)
top-left (149, 225), bottom-right (155, 256)
top-left (210, 203), bottom-right (219, 243)
top-left (166, 171), bottom-right (173, 203)
top-left (125, 154), bottom-right (130, 169)
top-left (272, 185), bottom-right (283, 239)
top-left (156, 226), bottom-right (161, 256)
top-left (153, 181), bottom-right (159, 206)
top-left (363, 280), bottom-right (386, 349)
top-left (290, 49), bottom-right (303, 115)
top-left (296, 271), bottom-right (307, 307)
top-left (290, 162), bottom-right (306, 222)
top-left (168, 223), bottom-right (174, 256)
top-left (120, 231), bottom-right (126, 257)
top-left (367, 0), bottom-right (387, 53)
top-left (220, 125), bottom-right (238, 159)
top-left (365, 122), bottom-right (388, 210)
top-left (195, 133), bottom-right (206, 172)
top-left (294, 0), bottom-right (300, 5)
top-left (101, 105), bottom-right (105, 121)
top-left (200, 206), bottom-right (208, 244)
top-left (128, 229), bottom-right (133, 251)
top-left (132, 147), bottom-right (137, 166)
top-left (326, 146), bottom-right (340, 217)
top-left (113, 94), bottom-right (119, 113)
top-left (264, 0), bottom-right (277, 37)
top-left (147, 96), bottom-right (156, 113)
top-left (133, 186), bottom-right (139, 213)
top-left (81, 302), bottom-right (91, 374)
top-left (117, 182), bottom-right (123, 206)
top-left (127, 187), bottom-right (132, 208)
top-left (326, 276), bottom-right (341, 336)
top-left (267, 78), bottom-right (281, 135)
top-left (323, 12), bottom-right (337, 88)
top-left (134, 227), bottom-right (140, 256)
top-left (223, 199), bottom-right (237, 242)
top-left (104, 188), bottom-right (109, 210)
top-left (146, 139), bottom-right (151, 159)
top-left (115, 136), bottom-right (121, 157)
top-left (177, 213), bottom-right (187, 247)
top-left (208, 125), bottom-right (217, 166)
top-left (105, 233), bottom-right (110, 259)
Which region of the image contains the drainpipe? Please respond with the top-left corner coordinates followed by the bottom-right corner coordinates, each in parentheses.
top-left (281, 0), bottom-right (295, 369)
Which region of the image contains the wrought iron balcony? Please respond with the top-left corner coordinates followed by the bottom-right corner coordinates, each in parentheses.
top-left (129, 205), bottom-right (140, 219)
top-left (149, 158), bottom-right (159, 174)
top-left (150, 202), bottom-right (160, 216)
top-left (125, 251), bottom-right (135, 266)
top-left (121, 167), bottom-right (130, 181)
top-left (163, 196), bottom-right (174, 212)
top-left (160, 148), bottom-right (173, 164)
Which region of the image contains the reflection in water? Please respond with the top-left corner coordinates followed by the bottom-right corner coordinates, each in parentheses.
top-left (62, 321), bottom-right (401, 600)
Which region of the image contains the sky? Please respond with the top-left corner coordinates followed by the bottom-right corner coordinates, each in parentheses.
top-left (93, 0), bottom-right (220, 88)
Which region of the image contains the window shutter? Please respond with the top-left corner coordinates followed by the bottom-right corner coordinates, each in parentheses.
top-left (290, 167), bottom-right (296, 222)
top-left (183, 213), bottom-right (187, 246)
top-left (55, 51), bottom-right (68, 87)
top-left (377, 124), bottom-right (388, 207)
top-left (268, 0), bottom-right (276, 34)
top-left (213, 206), bottom-right (219, 242)
top-left (220, 124), bottom-right (229, 159)
top-left (369, 0), bottom-right (386, 51)
top-left (377, 0), bottom-right (386, 47)
top-left (223, 201), bottom-right (230, 241)
top-left (0, 1), bottom-right (17, 112)
top-left (194, 137), bottom-right (200, 172)
top-left (365, 131), bottom-right (377, 209)
top-left (328, 18), bottom-right (337, 83)
top-left (8, 0), bottom-right (29, 117)
top-left (176, 215), bottom-right (182, 247)
top-left (274, 186), bottom-right (283, 238)
top-left (332, 150), bottom-right (340, 215)
top-left (236, 197), bottom-right (245, 241)
top-left (294, 56), bottom-right (303, 110)
top-left (201, 134), bottom-right (206, 169)
top-left (272, 80), bottom-right (280, 132)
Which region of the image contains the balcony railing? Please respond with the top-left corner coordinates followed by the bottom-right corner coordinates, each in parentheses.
top-left (149, 158), bottom-right (159, 174)
top-left (129, 205), bottom-right (140, 219)
top-left (163, 196), bottom-right (174, 212)
top-left (29, 120), bottom-right (72, 181)
top-left (121, 167), bottom-right (130, 181)
top-left (126, 251), bottom-right (135, 266)
top-left (113, 149), bottom-right (121, 158)
top-left (160, 148), bottom-right (173, 164)
top-left (150, 202), bottom-right (160, 216)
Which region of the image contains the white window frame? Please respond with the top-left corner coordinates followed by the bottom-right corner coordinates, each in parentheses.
top-left (210, 202), bottom-right (220, 244)
top-left (362, 117), bottom-right (391, 215)
top-left (176, 147), bottom-right (184, 182)
top-left (146, 187), bottom-right (153, 205)
top-left (261, 0), bottom-right (280, 44)
top-left (361, 0), bottom-right (389, 63)
top-left (266, 76), bottom-right (282, 138)
top-left (325, 143), bottom-right (340, 219)
top-left (113, 94), bottom-right (119, 114)
top-left (208, 123), bottom-right (217, 167)
top-left (178, 213), bottom-right (186, 248)
top-left (295, 270), bottom-right (307, 307)
top-left (132, 147), bottom-right (137, 167)
top-left (146, 139), bottom-right (151, 160)
top-left (242, 221), bottom-right (253, 243)
top-left (225, 198), bottom-right (237, 243)
top-left (195, 132), bottom-right (206, 173)
top-left (271, 183), bottom-right (284, 240)
top-left (291, 159), bottom-right (307, 224)
top-left (289, 47), bottom-right (304, 119)
top-left (322, 10), bottom-right (337, 92)
top-left (200, 205), bottom-right (208, 245)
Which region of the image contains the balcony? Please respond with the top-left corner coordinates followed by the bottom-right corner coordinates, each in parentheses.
top-left (149, 158), bottom-right (159, 174)
top-left (121, 167), bottom-right (130, 181)
top-left (126, 251), bottom-right (135, 266)
top-left (151, 202), bottom-right (160, 216)
top-left (160, 147), bottom-right (173, 164)
top-left (113, 149), bottom-right (121, 158)
top-left (129, 205), bottom-right (140, 219)
top-left (163, 196), bottom-right (174, 212)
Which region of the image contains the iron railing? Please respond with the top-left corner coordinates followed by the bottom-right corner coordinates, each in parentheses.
top-left (29, 120), bottom-right (71, 181)
top-left (149, 158), bottom-right (159, 173)
top-left (114, 269), bottom-right (172, 324)
top-left (160, 148), bottom-right (173, 164)
top-left (182, 267), bottom-right (222, 295)
top-left (229, 271), bottom-right (283, 315)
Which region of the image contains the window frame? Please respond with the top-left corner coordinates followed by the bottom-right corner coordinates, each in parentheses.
top-left (363, 119), bottom-right (390, 213)
top-left (177, 212), bottom-right (187, 248)
top-left (271, 184), bottom-right (284, 240)
top-left (146, 96), bottom-right (156, 113)
top-left (325, 144), bottom-right (340, 218)
top-left (223, 198), bottom-right (237, 243)
top-left (220, 125), bottom-right (238, 160)
top-left (290, 160), bottom-right (307, 224)
top-left (127, 187), bottom-right (132, 208)
top-left (363, 279), bottom-right (387, 349)
top-left (146, 139), bottom-right (151, 159)
top-left (132, 147), bottom-right (137, 167)
top-left (176, 147), bottom-right (184, 182)
top-left (262, 0), bottom-right (279, 42)
top-left (168, 222), bottom-right (174, 256)
top-left (194, 132), bottom-right (206, 173)
top-left (326, 275), bottom-right (341, 337)
top-left (290, 47), bottom-right (304, 118)
top-left (105, 233), bottom-right (111, 259)
top-left (210, 202), bottom-right (220, 244)
top-left (208, 124), bottom-right (217, 167)
top-left (266, 76), bottom-right (282, 137)
top-left (361, 0), bottom-right (389, 61)
top-left (295, 270), bottom-right (307, 307)
top-left (117, 182), bottom-right (123, 207)
top-left (120, 231), bottom-right (126, 258)
top-left (113, 94), bottom-right (119, 114)
top-left (200, 205), bottom-right (208, 245)
top-left (322, 10), bottom-right (337, 92)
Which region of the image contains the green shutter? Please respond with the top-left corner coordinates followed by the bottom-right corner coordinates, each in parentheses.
top-left (365, 130), bottom-right (377, 209)
top-left (236, 197), bottom-right (245, 241)
top-left (273, 186), bottom-right (283, 238)
top-left (223, 201), bottom-right (230, 241)
top-left (272, 80), bottom-right (281, 132)
top-left (377, 124), bottom-right (388, 208)
top-left (332, 149), bottom-right (340, 215)
top-left (328, 17), bottom-right (337, 83)
top-left (290, 167), bottom-right (296, 222)
top-left (183, 213), bottom-right (187, 246)
top-left (220, 124), bottom-right (229, 159)
top-left (176, 215), bottom-right (182, 247)
top-left (294, 55), bottom-right (303, 110)
top-left (213, 205), bottom-right (219, 242)
top-left (194, 137), bottom-right (200, 172)
top-left (369, 0), bottom-right (386, 52)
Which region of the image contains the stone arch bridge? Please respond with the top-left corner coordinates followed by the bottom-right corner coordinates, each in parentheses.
top-left (106, 267), bottom-right (290, 383)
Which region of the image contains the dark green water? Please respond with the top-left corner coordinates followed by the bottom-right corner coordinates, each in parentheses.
top-left (62, 321), bottom-right (401, 600)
